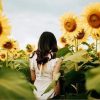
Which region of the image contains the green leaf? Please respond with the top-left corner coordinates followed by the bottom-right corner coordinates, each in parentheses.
top-left (18, 67), bottom-right (31, 81)
top-left (85, 67), bottom-right (100, 93)
top-left (56, 46), bottom-right (71, 58)
top-left (61, 61), bottom-right (76, 73)
top-left (65, 93), bottom-right (88, 99)
top-left (82, 42), bottom-right (90, 47)
top-left (64, 50), bottom-right (91, 62)
top-left (14, 59), bottom-right (29, 68)
top-left (0, 68), bottom-right (36, 100)
top-left (63, 53), bottom-right (72, 59)
top-left (64, 70), bottom-right (85, 86)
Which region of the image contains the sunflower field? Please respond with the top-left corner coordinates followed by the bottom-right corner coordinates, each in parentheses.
top-left (0, 1), bottom-right (100, 100)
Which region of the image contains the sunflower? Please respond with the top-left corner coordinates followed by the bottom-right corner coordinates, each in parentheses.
top-left (60, 13), bottom-right (82, 38)
top-left (59, 35), bottom-right (68, 47)
top-left (0, 15), bottom-right (11, 39)
top-left (1, 39), bottom-right (19, 51)
top-left (0, 50), bottom-right (7, 61)
top-left (26, 44), bottom-right (35, 55)
top-left (70, 29), bottom-right (89, 47)
top-left (13, 51), bottom-right (20, 59)
top-left (82, 3), bottom-right (100, 40)
top-left (76, 29), bottom-right (89, 44)
top-left (17, 50), bottom-right (29, 60)
top-left (63, 32), bottom-right (76, 46)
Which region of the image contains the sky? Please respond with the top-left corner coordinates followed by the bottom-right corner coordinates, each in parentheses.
top-left (3, 0), bottom-right (100, 49)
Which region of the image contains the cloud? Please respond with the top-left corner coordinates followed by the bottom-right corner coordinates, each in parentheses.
top-left (7, 12), bottom-right (61, 49)
top-left (4, 0), bottom-right (100, 15)
top-left (3, 0), bottom-right (100, 49)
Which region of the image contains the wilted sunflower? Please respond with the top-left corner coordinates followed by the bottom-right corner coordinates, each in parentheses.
top-left (0, 15), bottom-right (11, 39)
top-left (60, 13), bottom-right (82, 38)
top-left (82, 3), bottom-right (100, 40)
top-left (26, 44), bottom-right (35, 55)
top-left (0, 50), bottom-right (7, 61)
top-left (1, 39), bottom-right (19, 51)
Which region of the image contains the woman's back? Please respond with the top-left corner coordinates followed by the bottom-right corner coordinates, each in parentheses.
top-left (30, 53), bottom-right (59, 80)
top-left (30, 53), bottom-right (59, 99)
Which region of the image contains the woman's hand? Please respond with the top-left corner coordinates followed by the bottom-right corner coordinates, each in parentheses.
top-left (54, 81), bottom-right (60, 96)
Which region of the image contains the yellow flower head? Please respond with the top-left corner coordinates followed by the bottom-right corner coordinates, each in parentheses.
top-left (18, 50), bottom-right (29, 60)
top-left (82, 3), bottom-right (100, 40)
top-left (0, 15), bottom-right (11, 39)
top-left (76, 29), bottom-right (89, 44)
top-left (1, 39), bottom-right (19, 51)
top-left (0, 50), bottom-right (7, 61)
top-left (13, 51), bottom-right (20, 59)
top-left (60, 13), bottom-right (82, 38)
top-left (26, 44), bottom-right (35, 55)
top-left (59, 35), bottom-right (68, 47)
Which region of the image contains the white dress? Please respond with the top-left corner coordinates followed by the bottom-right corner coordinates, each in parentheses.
top-left (30, 54), bottom-right (59, 100)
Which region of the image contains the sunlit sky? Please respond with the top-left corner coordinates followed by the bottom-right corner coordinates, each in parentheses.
top-left (3, 0), bottom-right (100, 49)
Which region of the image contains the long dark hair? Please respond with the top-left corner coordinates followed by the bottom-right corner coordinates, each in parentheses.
top-left (31, 31), bottom-right (58, 65)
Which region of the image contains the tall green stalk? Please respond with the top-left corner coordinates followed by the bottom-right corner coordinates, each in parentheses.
top-left (76, 38), bottom-right (78, 51)
top-left (75, 38), bottom-right (78, 52)
top-left (12, 52), bottom-right (14, 69)
top-left (96, 39), bottom-right (98, 53)
top-left (75, 38), bottom-right (79, 94)
top-left (6, 51), bottom-right (8, 67)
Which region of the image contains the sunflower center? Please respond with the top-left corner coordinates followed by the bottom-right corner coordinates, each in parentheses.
top-left (0, 23), bottom-right (2, 35)
top-left (27, 49), bottom-right (33, 52)
top-left (1, 54), bottom-right (6, 59)
top-left (77, 30), bottom-right (85, 39)
top-left (64, 19), bottom-right (77, 32)
top-left (61, 37), bottom-right (66, 43)
top-left (3, 42), bottom-right (13, 49)
top-left (97, 33), bottom-right (100, 37)
top-left (88, 13), bottom-right (100, 28)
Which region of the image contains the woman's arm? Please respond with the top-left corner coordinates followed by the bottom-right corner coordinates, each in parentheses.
top-left (53, 58), bottom-right (62, 96)
top-left (30, 69), bottom-right (36, 84)
top-left (29, 58), bottom-right (36, 84)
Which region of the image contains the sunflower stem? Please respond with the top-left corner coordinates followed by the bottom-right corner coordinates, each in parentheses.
top-left (96, 39), bottom-right (98, 54)
top-left (12, 52), bottom-right (14, 69)
top-left (6, 51), bottom-right (8, 67)
top-left (75, 38), bottom-right (78, 52)
top-left (76, 39), bottom-right (78, 51)
top-left (75, 40), bottom-right (79, 94)
top-left (75, 38), bottom-right (76, 52)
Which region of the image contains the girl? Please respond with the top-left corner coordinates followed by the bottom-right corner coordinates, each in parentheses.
top-left (30, 31), bottom-right (62, 99)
